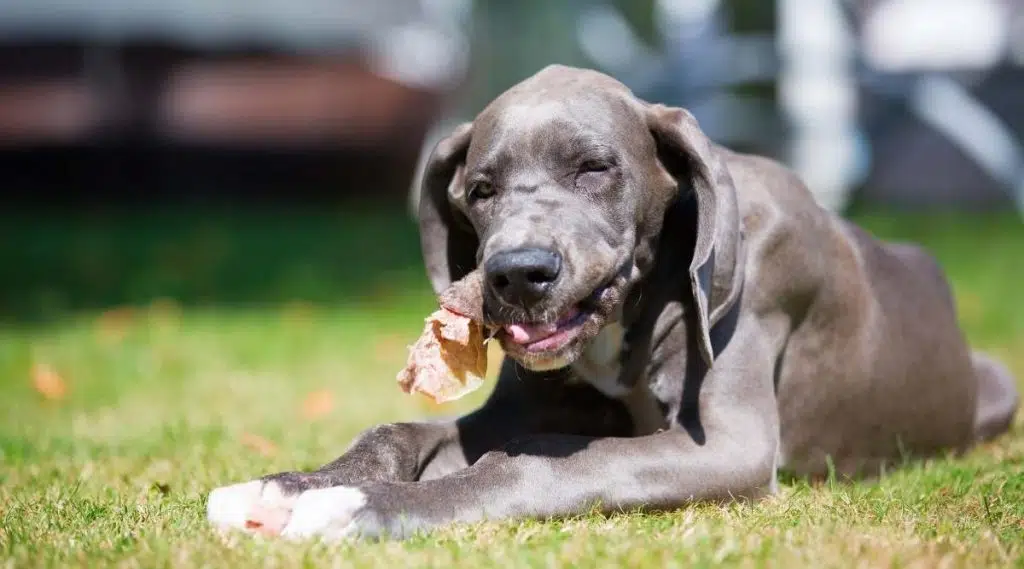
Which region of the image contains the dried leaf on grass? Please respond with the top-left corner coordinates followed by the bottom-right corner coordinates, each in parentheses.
top-left (95, 306), bottom-right (136, 344)
top-left (31, 363), bottom-right (68, 401)
top-left (281, 300), bottom-right (317, 329)
top-left (148, 298), bottom-right (181, 328)
top-left (240, 433), bottom-right (278, 457)
top-left (301, 389), bottom-right (334, 420)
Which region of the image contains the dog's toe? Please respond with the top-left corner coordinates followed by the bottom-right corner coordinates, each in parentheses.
top-left (207, 480), bottom-right (264, 530)
top-left (207, 479), bottom-right (300, 535)
top-left (280, 486), bottom-right (367, 541)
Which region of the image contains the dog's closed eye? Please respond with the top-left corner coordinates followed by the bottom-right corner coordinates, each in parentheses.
top-left (575, 160), bottom-right (616, 190)
top-left (579, 160), bottom-right (612, 173)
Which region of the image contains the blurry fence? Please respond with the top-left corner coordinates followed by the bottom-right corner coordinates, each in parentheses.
top-left (1, 0), bottom-right (1022, 213)
top-left (0, 0), bottom-right (469, 206)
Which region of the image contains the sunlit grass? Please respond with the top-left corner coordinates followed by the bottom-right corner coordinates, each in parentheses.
top-left (1, 208), bottom-right (1021, 568)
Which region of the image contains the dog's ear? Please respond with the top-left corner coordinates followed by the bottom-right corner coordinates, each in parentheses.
top-left (646, 104), bottom-right (745, 365)
top-left (418, 122), bottom-right (479, 294)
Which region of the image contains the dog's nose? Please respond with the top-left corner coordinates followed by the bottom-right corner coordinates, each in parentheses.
top-left (484, 247), bottom-right (562, 306)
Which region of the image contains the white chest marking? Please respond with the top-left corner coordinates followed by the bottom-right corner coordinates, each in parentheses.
top-left (572, 323), bottom-right (628, 398)
top-left (572, 323), bottom-right (669, 436)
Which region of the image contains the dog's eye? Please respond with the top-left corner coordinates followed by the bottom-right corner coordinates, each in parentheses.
top-left (575, 160), bottom-right (614, 190)
top-left (579, 160), bottom-right (612, 174)
top-left (468, 181), bottom-right (495, 201)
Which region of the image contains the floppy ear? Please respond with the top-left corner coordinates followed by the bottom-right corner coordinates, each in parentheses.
top-left (646, 105), bottom-right (745, 366)
top-left (417, 122), bottom-right (479, 295)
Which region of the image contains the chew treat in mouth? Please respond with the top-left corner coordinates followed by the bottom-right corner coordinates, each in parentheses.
top-left (397, 272), bottom-right (490, 404)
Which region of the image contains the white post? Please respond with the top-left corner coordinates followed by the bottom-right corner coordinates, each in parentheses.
top-left (777, 0), bottom-right (862, 212)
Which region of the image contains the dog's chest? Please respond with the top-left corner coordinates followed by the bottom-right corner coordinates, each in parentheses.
top-left (572, 324), bottom-right (629, 398)
top-left (571, 324), bottom-right (667, 435)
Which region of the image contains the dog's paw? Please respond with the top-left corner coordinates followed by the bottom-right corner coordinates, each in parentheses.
top-left (280, 486), bottom-right (368, 541)
top-left (207, 479), bottom-right (298, 536)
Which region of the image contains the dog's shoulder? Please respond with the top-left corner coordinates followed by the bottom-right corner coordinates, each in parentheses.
top-left (718, 150), bottom-right (820, 254)
top-left (719, 149), bottom-right (818, 220)
top-left (717, 148), bottom-right (860, 309)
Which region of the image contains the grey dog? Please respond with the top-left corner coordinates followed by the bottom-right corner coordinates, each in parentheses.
top-left (207, 65), bottom-right (1019, 540)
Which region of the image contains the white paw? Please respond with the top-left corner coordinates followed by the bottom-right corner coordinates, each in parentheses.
top-left (207, 480), bottom-right (263, 529)
top-left (280, 486), bottom-right (367, 541)
top-left (207, 479), bottom-right (297, 534)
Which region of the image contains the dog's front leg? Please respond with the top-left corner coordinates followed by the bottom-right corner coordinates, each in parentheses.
top-left (207, 380), bottom-right (531, 534)
top-left (280, 422), bottom-right (778, 541)
top-left (205, 420), bottom-right (461, 533)
top-left (280, 308), bottom-right (786, 541)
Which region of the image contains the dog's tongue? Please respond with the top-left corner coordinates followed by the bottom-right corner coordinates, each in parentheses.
top-left (504, 307), bottom-right (581, 344)
top-left (504, 322), bottom-right (560, 344)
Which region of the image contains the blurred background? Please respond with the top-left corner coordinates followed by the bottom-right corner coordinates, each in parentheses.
top-left (1, 0), bottom-right (1022, 338)
top-left (1, 4), bottom-right (1022, 562)
top-left (1, 4), bottom-right (1022, 543)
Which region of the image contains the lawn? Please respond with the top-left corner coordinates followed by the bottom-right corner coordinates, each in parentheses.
top-left (1, 207), bottom-right (1021, 568)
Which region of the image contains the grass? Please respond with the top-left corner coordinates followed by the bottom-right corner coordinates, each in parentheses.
top-left (1, 207), bottom-right (1022, 568)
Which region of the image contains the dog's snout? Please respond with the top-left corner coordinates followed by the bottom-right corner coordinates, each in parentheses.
top-left (485, 247), bottom-right (562, 306)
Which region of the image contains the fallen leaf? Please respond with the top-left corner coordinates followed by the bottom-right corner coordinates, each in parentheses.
top-left (95, 306), bottom-right (135, 345)
top-left (282, 300), bottom-right (316, 329)
top-left (301, 389), bottom-right (334, 420)
top-left (148, 297), bottom-right (181, 329)
top-left (31, 363), bottom-right (67, 401)
top-left (240, 433), bottom-right (278, 457)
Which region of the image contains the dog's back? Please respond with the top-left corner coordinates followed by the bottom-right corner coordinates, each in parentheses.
top-left (723, 150), bottom-right (1018, 477)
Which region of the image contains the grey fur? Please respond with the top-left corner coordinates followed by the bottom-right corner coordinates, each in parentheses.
top-left (209, 65), bottom-right (1019, 540)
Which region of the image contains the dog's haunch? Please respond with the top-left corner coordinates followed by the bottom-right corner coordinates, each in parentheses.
top-left (397, 273), bottom-right (489, 404)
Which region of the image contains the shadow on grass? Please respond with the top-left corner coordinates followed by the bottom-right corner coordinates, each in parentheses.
top-left (0, 205), bottom-right (432, 325)
top-left (1, 203), bottom-right (1022, 339)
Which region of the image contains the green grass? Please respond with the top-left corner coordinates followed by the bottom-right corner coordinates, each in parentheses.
top-left (1, 207), bottom-right (1022, 568)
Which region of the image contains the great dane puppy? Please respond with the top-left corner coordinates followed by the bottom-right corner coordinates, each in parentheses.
top-left (208, 65), bottom-right (1019, 540)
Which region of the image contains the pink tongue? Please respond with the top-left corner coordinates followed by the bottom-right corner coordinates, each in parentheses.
top-left (504, 307), bottom-right (581, 344)
top-left (505, 322), bottom-right (559, 344)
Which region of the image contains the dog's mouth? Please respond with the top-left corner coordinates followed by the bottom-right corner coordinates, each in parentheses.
top-left (484, 256), bottom-right (633, 369)
top-left (492, 280), bottom-right (616, 361)
top-left (502, 304), bottom-right (592, 353)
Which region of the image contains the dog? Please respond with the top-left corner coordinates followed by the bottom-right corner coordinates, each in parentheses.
top-left (207, 65), bottom-right (1019, 541)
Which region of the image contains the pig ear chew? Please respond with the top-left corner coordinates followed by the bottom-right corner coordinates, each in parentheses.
top-left (438, 271), bottom-right (485, 322)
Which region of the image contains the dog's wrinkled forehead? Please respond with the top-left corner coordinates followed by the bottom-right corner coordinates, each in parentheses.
top-left (465, 66), bottom-right (648, 168)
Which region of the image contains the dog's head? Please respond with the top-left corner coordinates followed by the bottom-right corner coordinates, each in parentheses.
top-left (419, 65), bottom-right (742, 371)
